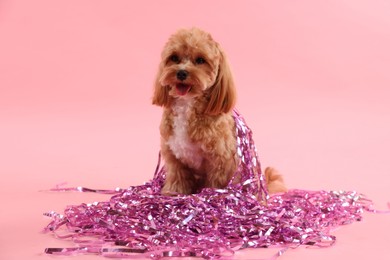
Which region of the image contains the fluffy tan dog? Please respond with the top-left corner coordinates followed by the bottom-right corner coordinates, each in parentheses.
top-left (152, 28), bottom-right (286, 195)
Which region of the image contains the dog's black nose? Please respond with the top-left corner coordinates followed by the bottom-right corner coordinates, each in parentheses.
top-left (176, 70), bottom-right (188, 81)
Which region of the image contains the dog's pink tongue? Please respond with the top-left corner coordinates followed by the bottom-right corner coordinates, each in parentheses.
top-left (176, 83), bottom-right (191, 96)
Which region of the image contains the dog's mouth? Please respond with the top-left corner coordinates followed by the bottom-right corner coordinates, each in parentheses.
top-left (176, 83), bottom-right (192, 96)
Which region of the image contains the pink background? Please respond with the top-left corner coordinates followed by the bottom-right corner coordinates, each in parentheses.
top-left (1, 0), bottom-right (389, 259)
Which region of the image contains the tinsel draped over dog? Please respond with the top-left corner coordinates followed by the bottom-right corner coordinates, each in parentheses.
top-left (44, 110), bottom-right (374, 259)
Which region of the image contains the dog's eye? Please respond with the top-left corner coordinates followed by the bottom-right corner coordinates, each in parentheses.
top-left (170, 55), bottom-right (180, 63)
top-left (195, 57), bottom-right (206, 65)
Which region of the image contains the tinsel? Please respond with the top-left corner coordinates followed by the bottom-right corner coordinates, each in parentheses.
top-left (43, 111), bottom-right (374, 259)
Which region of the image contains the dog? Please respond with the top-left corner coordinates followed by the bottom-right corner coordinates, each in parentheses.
top-left (152, 28), bottom-right (286, 195)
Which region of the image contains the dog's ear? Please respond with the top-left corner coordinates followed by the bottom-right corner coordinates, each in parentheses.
top-left (204, 50), bottom-right (236, 115)
top-left (152, 66), bottom-right (170, 107)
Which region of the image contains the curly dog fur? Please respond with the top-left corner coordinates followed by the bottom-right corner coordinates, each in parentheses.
top-left (152, 28), bottom-right (286, 195)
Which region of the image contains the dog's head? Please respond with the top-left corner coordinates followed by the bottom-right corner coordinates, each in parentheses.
top-left (152, 28), bottom-right (236, 115)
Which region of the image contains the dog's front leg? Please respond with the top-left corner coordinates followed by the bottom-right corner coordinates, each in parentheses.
top-left (160, 144), bottom-right (197, 195)
top-left (204, 153), bottom-right (237, 189)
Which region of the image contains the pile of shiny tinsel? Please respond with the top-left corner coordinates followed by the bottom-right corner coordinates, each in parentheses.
top-left (44, 111), bottom-right (373, 259)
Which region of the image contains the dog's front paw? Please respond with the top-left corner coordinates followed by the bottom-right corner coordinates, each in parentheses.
top-left (161, 183), bottom-right (187, 196)
top-left (161, 185), bottom-right (178, 196)
top-left (161, 181), bottom-right (193, 196)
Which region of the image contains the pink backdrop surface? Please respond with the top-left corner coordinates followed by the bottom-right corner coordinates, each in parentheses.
top-left (1, 0), bottom-right (389, 259)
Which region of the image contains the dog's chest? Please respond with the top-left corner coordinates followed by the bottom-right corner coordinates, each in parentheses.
top-left (167, 100), bottom-right (203, 169)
